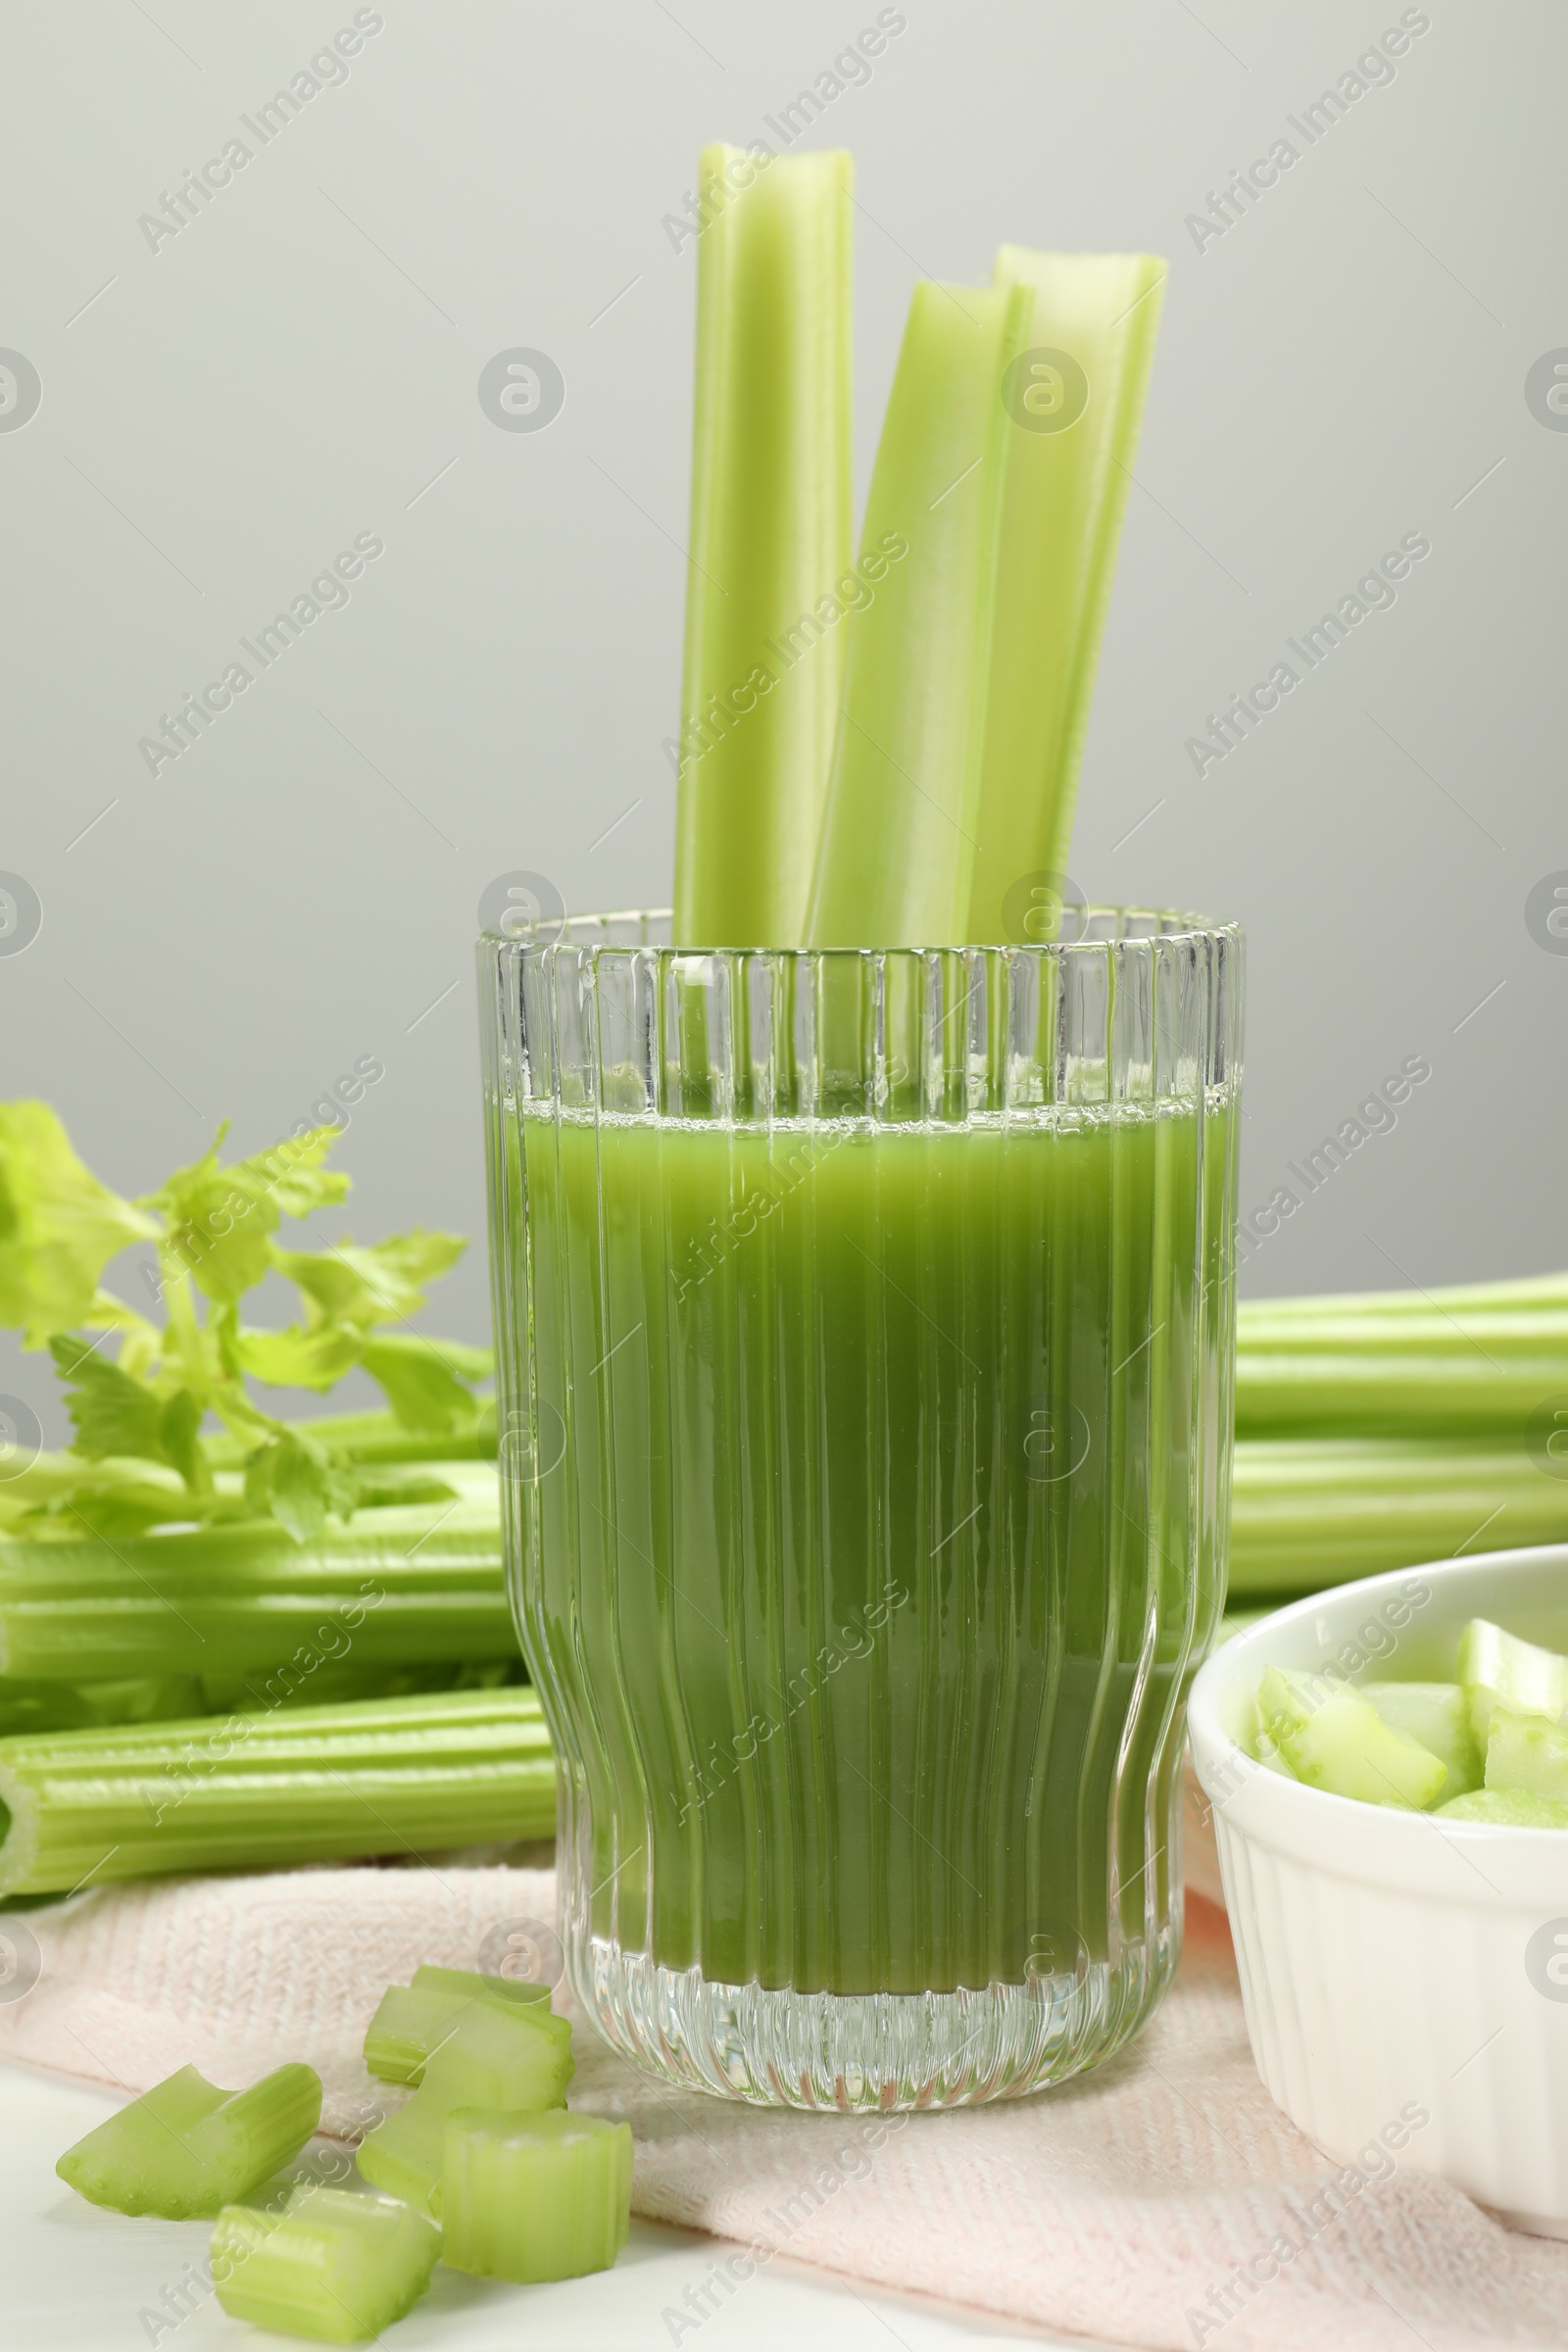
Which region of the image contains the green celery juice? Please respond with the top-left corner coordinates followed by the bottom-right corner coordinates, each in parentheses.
top-left (512, 1097), bottom-right (1231, 1999)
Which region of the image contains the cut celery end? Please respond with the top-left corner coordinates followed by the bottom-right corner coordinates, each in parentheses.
top-left (1459, 1617), bottom-right (1568, 1744)
top-left (674, 145), bottom-right (854, 949)
top-left (1256, 1667), bottom-right (1447, 1809)
top-left (358, 1996), bottom-right (573, 2217)
top-left (58, 2061), bottom-right (320, 2220)
top-left (212, 2185), bottom-right (439, 2343)
top-left (1439, 1786), bottom-right (1568, 1828)
top-left (1361, 1682), bottom-right (1483, 1800)
top-left (1486, 1707), bottom-right (1568, 1804)
top-left (806, 279), bottom-right (1032, 948)
top-left (441, 2108), bottom-right (633, 2284)
top-left (365, 1973), bottom-right (551, 2086)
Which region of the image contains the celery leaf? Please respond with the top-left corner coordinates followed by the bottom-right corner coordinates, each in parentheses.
top-left (0, 1103), bottom-right (158, 1346)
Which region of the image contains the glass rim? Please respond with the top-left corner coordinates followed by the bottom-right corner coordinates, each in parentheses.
top-left (479, 904), bottom-right (1241, 956)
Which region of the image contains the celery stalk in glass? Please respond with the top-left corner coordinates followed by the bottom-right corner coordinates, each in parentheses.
top-left (673, 145), bottom-right (853, 948)
top-left (964, 250), bottom-right (1165, 943)
top-left (807, 279), bottom-right (1031, 947)
top-left (0, 1688), bottom-right (555, 1896)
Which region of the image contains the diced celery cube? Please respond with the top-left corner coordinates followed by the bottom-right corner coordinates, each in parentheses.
top-left (1459, 1617), bottom-right (1568, 1742)
top-left (365, 1975), bottom-right (562, 2089)
top-left (1486, 1706), bottom-right (1568, 1804)
top-left (211, 2184), bottom-right (438, 2343)
top-left (1256, 1668), bottom-right (1447, 1809)
top-left (1438, 1787), bottom-right (1568, 1827)
top-left (57, 2062), bottom-right (320, 2220)
top-left (1361, 1682), bottom-right (1482, 1799)
top-left (440, 2108), bottom-right (633, 2283)
top-left (357, 1996), bottom-right (573, 2218)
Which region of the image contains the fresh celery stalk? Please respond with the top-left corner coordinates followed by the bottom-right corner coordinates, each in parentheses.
top-left (1236, 1350), bottom-right (1568, 1436)
top-left (673, 145), bottom-right (854, 948)
top-left (806, 279), bottom-right (1032, 947)
top-left (0, 1489), bottom-right (508, 1682)
top-left (205, 1407), bottom-right (496, 1470)
top-left (58, 2062), bottom-right (320, 2219)
top-left (441, 2108), bottom-right (633, 2283)
top-left (211, 2185), bottom-right (439, 2343)
top-left (1239, 1271), bottom-right (1568, 1322)
top-left (364, 1973), bottom-right (550, 2086)
top-left (964, 249), bottom-right (1165, 942)
top-left (1227, 1438), bottom-right (1568, 1597)
top-left (357, 1998), bottom-right (573, 2216)
top-left (0, 1688), bottom-right (555, 1896)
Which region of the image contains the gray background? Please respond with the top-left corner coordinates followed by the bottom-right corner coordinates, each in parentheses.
top-left (3, 0), bottom-right (1564, 1442)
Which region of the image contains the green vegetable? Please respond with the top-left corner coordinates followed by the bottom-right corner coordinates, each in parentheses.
top-left (964, 249), bottom-right (1165, 942)
top-left (806, 279), bottom-right (1031, 947)
top-left (441, 2109), bottom-right (633, 2283)
top-left (0, 1486), bottom-right (506, 1683)
top-left (57, 2061), bottom-right (319, 2219)
top-left (357, 1997), bottom-right (573, 2217)
top-left (0, 1687), bottom-right (554, 1896)
top-left (673, 146), bottom-right (853, 948)
top-left (1486, 1706), bottom-right (1568, 1804)
top-left (1459, 1616), bottom-right (1568, 1742)
top-left (1254, 1666), bottom-right (1447, 1809)
top-left (1228, 1438), bottom-right (1568, 1599)
top-left (1361, 1682), bottom-right (1482, 1799)
top-left (211, 2185), bottom-right (439, 2343)
top-left (364, 1969), bottom-right (550, 2087)
top-left (0, 1101), bottom-right (490, 1544)
top-left (1236, 1273), bottom-right (1568, 1439)
top-left (1438, 1787), bottom-right (1568, 1827)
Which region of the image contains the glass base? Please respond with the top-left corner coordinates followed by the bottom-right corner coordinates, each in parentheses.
top-left (573, 1923), bottom-right (1180, 2110)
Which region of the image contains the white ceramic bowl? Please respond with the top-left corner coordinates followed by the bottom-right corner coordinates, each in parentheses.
top-left (1189, 1544), bottom-right (1568, 2236)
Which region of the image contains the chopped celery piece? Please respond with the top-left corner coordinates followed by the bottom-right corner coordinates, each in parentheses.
top-left (1439, 1787), bottom-right (1568, 1828)
top-left (212, 2185), bottom-right (438, 2343)
top-left (964, 249), bottom-right (1164, 943)
top-left (807, 279), bottom-right (1031, 947)
top-left (57, 2062), bottom-right (320, 2219)
top-left (1256, 1667), bottom-right (1446, 1809)
top-left (413, 1961), bottom-right (550, 2005)
top-left (0, 1688), bottom-right (554, 1898)
top-left (365, 1972), bottom-right (550, 2086)
top-left (674, 146), bottom-right (854, 948)
top-left (1486, 1707), bottom-right (1568, 1804)
top-left (1362, 1683), bottom-right (1482, 1800)
top-left (357, 1998), bottom-right (574, 2217)
top-left (1460, 1618), bottom-right (1568, 1743)
top-left (442, 2108), bottom-right (633, 2283)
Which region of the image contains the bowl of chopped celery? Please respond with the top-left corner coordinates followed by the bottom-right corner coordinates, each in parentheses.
top-left (1189, 1545), bottom-right (1568, 2238)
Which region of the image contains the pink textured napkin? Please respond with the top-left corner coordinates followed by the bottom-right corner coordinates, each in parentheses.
top-left (3, 1863), bottom-right (1565, 2352)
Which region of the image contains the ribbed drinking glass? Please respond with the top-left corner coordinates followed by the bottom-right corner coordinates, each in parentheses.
top-left (480, 907), bottom-right (1242, 2108)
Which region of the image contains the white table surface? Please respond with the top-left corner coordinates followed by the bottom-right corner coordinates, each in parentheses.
top-left (0, 2058), bottom-right (1081, 2350)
